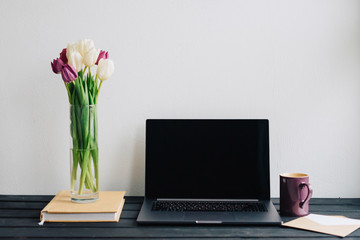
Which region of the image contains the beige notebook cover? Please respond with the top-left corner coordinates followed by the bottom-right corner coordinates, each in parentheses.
top-left (282, 216), bottom-right (359, 238)
top-left (40, 191), bottom-right (126, 223)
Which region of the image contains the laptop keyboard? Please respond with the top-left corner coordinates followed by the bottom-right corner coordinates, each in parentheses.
top-left (151, 201), bottom-right (267, 212)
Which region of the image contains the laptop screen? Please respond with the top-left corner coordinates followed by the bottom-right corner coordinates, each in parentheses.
top-left (145, 119), bottom-right (270, 200)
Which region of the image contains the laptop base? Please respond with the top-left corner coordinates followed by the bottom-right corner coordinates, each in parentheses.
top-left (137, 198), bottom-right (282, 225)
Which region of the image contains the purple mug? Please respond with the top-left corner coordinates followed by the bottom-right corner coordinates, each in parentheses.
top-left (280, 173), bottom-right (313, 217)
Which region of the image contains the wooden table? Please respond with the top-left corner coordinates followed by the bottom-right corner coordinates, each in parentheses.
top-left (1, 195), bottom-right (360, 239)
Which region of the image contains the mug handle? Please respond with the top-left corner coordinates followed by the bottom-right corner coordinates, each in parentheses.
top-left (299, 182), bottom-right (313, 209)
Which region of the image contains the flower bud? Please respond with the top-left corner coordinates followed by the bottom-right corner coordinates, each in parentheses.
top-left (84, 48), bottom-right (100, 67)
top-left (96, 59), bottom-right (114, 81)
top-left (51, 58), bottom-right (64, 74)
top-left (95, 50), bottom-right (109, 65)
top-left (67, 52), bottom-right (83, 72)
top-left (59, 48), bottom-right (67, 64)
top-left (61, 64), bottom-right (78, 83)
top-left (78, 39), bottom-right (95, 57)
top-left (66, 42), bottom-right (79, 59)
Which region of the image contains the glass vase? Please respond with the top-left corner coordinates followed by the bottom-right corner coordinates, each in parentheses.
top-left (70, 104), bottom-right (99, 203)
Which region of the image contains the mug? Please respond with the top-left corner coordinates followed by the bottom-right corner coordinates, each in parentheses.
top-left (280, 173), bottom-right (313, 216)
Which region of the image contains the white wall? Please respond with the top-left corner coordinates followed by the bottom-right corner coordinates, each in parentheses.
top-left (0, 0), bottom-right (359, 197)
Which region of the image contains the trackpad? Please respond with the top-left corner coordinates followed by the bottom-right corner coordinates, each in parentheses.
top-left (184, 212), bottom-right (235, 222)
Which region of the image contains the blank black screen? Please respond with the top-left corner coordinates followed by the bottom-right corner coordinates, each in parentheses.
top-left (145, 119), bottom-right (270, 199)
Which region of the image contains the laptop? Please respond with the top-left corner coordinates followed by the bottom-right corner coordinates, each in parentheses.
top-left (137, 119), bottom-right (282, 225)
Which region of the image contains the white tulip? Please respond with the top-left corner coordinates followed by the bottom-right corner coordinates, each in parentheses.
top-left (78, 39), bottom-right (95, 57)
top-left (84, 48), bottom-right (100, 67)
top-left (66, 42), bottom-right (79, 59)
top-left (68, 52), bottom-right (83, 72)
top-left (96, 59), bottom-right (114, 81)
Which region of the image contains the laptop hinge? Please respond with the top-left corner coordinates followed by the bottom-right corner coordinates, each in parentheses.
top-left (156, 198), bottom-right (259, 202)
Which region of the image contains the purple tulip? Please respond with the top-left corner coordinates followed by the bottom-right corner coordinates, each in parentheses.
top-left (60, 48), bottom-right (68, 64)
top-left (95, 50), bottom-right (109, 65)
top-left (51, 58), bottom-right (65, 74)
top-left (61, 64), bottom-right (78, 83)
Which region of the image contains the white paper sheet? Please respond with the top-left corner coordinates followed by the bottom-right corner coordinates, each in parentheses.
top-left (306, 214), bottom-right (360, 226)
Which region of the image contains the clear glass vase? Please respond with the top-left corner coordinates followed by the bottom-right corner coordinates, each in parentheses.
top-left (70, 104), bottom-right (99, 203)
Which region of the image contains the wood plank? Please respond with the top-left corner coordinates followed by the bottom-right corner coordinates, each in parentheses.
top-left (9, 239), bottom-right (341, 240)
top-left (10, 238), bottom-right (346, 240)
top-left (0, 218), bottom-right (137, 227)
top-left (0, 195), bottom-right (54, 202)
top-left (0, 209), bottom-right (41, 218)
top-left (0, 195), bottom-right (144, 203)
top-left (125, 196), bottom-right (144, 203)
top-left (0, 201), bottom-right (142, 211)
top-left (308, 204), bottom-right (360, 212)
top-left (0, 210), bottom-right (139, 219)
top-left (1, 195), bottom-right (360, 206)
top-left (0, 201), bottom-right (47, 209)
top-left (0, 226), bottom-right (358, 238)
top-left (2, 195), bottom-right (360, 206)
top-left (3, 198), bottom-right (360, 212)
top-left (274, 204), bottom-right (360, 212)
top-left (272, 198), bottom-right (360, 205)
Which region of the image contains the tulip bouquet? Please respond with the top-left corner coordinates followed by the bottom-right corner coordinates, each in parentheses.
top-left (51, 39), bottom-right (114, 200)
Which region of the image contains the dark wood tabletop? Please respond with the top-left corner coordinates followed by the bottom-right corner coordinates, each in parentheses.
top-left (1, 195), bottom-right (360, 239)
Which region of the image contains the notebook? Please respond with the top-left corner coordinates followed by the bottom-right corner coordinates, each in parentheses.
top-left (136, 119), bottom-right (282, 225)
top-left (39, 191), bottom-right (125, 224)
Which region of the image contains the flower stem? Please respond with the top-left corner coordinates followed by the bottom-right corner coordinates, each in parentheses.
top-left (78, 149), bottom-right (91, 195)
top-left (64, 82), bottom-right (71, 103)
top-left (96, 80), bottom-right (103, 103)
top-left (91, 148), bottom-right (99, 191)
